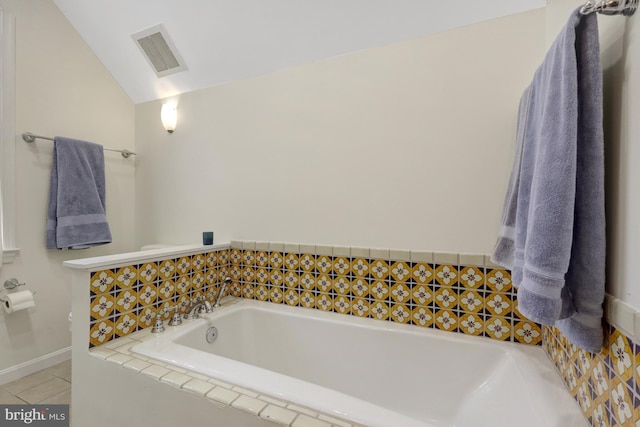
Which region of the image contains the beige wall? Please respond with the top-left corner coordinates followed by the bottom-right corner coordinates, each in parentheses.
top-left (135, 9), bottom-right (545, 254)
top-left (0, 0), bottom-right (135, 373)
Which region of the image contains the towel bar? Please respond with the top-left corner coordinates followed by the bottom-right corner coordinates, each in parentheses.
top-left (581, 0), bottom-right (638, 16)
top-left (22, 132), bottom-right (136, 159)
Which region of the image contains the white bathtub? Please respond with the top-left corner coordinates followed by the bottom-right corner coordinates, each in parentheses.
top-left (133, 299), bottom-right (587, 427)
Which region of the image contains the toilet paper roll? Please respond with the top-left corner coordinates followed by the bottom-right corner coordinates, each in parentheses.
top-left (3, 290), bottom-right (35, 313)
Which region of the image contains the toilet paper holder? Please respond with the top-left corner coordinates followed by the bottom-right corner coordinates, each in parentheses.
top-left (0, 278), bottom-right (36, 302)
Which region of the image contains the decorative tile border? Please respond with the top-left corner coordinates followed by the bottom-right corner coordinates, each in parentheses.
top-left (90, 327), bottom-right (360, 427)
top-left (88, 248), bottom-right (230, 347)
top-left (87, 242), bottom-right (544, 348)
top-left (544, 324), bottom-right (640, 426)
top-left (228, 241), bottom-right (542, 346)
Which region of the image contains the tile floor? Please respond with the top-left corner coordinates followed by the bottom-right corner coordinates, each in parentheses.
top-left (0, 360), bottom-right (71, 405)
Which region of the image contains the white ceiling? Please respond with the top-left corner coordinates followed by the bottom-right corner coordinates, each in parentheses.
top-left (53, 0), bottom-right (546, 104)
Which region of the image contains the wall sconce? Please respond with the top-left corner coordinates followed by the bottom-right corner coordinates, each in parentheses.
top-left (161, 103), bottom-right (177, 133)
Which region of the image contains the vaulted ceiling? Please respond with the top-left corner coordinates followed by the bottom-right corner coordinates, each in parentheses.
top-left (53, 0), bottom-right (546, 104)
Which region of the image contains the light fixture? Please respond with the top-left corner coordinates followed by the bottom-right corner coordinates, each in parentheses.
top-left (161, 103), bottom-right (177, 133)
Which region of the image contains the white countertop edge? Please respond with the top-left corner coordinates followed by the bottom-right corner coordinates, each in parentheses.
top-left (63, 242), bottom-right (230, 270)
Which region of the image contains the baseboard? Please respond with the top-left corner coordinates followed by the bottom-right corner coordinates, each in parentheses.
top-left (0, 347), bottom-right (71, 386)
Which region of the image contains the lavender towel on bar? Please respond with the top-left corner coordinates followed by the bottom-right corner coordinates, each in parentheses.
top-left (46, 136), bottom-right (112, 250)
top-left (491, 8), bottom-right (605, 353)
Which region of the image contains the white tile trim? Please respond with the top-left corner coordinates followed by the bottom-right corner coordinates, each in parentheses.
top-left (604, 293), bottom-right (640, 343)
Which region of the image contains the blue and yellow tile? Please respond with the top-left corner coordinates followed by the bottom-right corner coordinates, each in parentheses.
top-left (369, 260), bottom-right (390, 280)
top-left (351, 258), bottom-right (369, 277)
top-left (609, 377), bottom-right (634, 426)
top-left (283, 289), bottom-right (299, 306)
top-left (192, 254), bottom-right (206, 271)
top-left (242, 250), bottom-right (255, 267)
top-left (411, 263), bottom-right (433, 285)
top-left (300, 291), bottom-right (315, 309)
top-left (459, 313), bottom-right (484, 336)
top-left (255, 285), bottom-right (269, 302)
top-left (114, 266), bottom-right (138, 289)
top-left (230, 249), bottom-right (242, 266)
top-left (90, 269), bottom-right (115, 294)
top-left (485, 317), bottom-right (511, 341)
top-left (90, 293), bottom-right (114, 320)
top-left (89, 320), bottom-right (114, 347)
top-left (315, 274), bottom-right (332, 293)
top-left (334, 296), bottom-right (350, 315)
top-left (370, 301), bottom-right (390, 320)
top-left (269, 286), bottom-right (284, 304)
top-left (459, 266), bottom-right (484, 289)
top-left (434, 264), bottom-right (458, 287)
top-left (390, 282), bottom-right (411, 304)
top-left (284, 271), bottom-right (299, 288)
top-left (242, 267), bottom-right (255, 283)
top-left (217, 249), bottom-right (229, 266)
top-left (283, 253), bottom-right (299, 271)
top-left (175, 276), bottom-right (191, 296)
top-left (316, 293), bottom-right (333, 312)
top-left (114, 312), bottom-right (138, 338)
top-left (608, 329), bottom-right (634, 382)
top-left (256, 251), bottom-right (269, 267)
top-left (486, 269), bottom-right (512, 293)
top-left (390, 261), bottom-right (411, 283)
top-left (369, 281), bottom-right (390, 301)
top-left (175, 256), bottom-right (192, 275)
top-left (299, 254), bottom-right (315, 272)
top-left (205, 251), bottom-right (217, 268)
top-left (514, 321), bottom-right (542, 345)
top-left (269, 252), bottom-right (284, 269)
top-left (351, 298), bottom-right (370, 318)
top-left (434, 287), bottom-right (458, 310)
top-left (158, 280), bottom-right (176, 300)
top-left (192, 272), bottom-right (205, 291)
top-left (333, 257), bottom-right (350, 276)
top-left (333, 276), bottom-right (350, 295)
top-left (256, 268), bottom-right (269, 284)
top-left (315, 256), bottom-right (332, 274)
top-left (269, 269), bottom-right (284, 286)
top-left (113, 289), bottom-right (137, 314)
top-left (158, 260), bottom-right (176, 279)
top-left (242, 283), bottom-right (255, 300)
top-left (137, 284), bottom-right (158, 306)
top-left (458, 290), bottom-right (483, 313)
top-left (137, 306), bottom-right (157, 329)
top-left (411, 306), bottom-right (433, 328)
top-left (138, 262), bottom-right (158, 284)
top-left (410, 285), bottom-right (432, 306)
top-left (484, 293), bottom-right (512, 317)
top-left (390, 303), bottom-right (411, 324)
top-left (300, 273), bottom-right (315, 290)
top-left (351, 278), bottom-right (369, 298)
top-left (434, 309), bottom-right (458, 332)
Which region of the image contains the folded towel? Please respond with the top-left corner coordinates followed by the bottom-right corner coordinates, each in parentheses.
top-left (491, 8), bottom-right (605, 353)
top-left (46, 136), bottom-right (112, 249)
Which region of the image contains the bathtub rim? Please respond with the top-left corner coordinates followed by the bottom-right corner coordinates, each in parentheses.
top-left (132, 298), bottom-right (587, 427)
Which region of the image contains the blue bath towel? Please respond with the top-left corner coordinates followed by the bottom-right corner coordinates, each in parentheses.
top-left (491, 8), bottom-right (605, 353)
top-left (46, 136), bottom-right (112, 249)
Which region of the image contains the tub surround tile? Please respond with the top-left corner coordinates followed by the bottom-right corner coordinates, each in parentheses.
top-left (292, 415), bottom-right (332, 427)
top-left (433, 252), bottom-right (458, 265)
top-left (182, 379), bottom-right (215, 396)
top-left (141, 364), bottom-right (171, 380)
top-left (232, 395), bottom-right (268, 415)
top-left (259, 405), bottom-right (298, 425)
top-left (206, 387), bottom-right (240, 405)
top-left (389, 249), bottom-right (411, 262)
top-left (458, 253), bottom-right (485, 267)
top-left (122, 358), bottom-right (151, 373)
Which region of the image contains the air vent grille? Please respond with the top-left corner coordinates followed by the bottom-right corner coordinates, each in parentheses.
top-left (132, 24), bottom-right (186, 77)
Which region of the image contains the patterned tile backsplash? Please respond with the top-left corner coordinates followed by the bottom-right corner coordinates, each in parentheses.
top-left (545, 323), bottom-right (640, 427)
top-left (84, 240), bottom-right (640, 426)
top-left (87, 242), bottom-right (542, 348)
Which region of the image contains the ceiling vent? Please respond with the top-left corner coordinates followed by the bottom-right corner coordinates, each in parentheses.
top-left (131, 24), bottom-right (187, 77)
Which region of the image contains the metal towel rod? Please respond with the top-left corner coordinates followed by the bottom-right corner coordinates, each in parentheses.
top-left (22, 132), bottom-right (136, 159)
top-left (581, 0), bottom-right (638, 16)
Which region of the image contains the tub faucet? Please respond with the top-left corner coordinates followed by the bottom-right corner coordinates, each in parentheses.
top-left (184, 296), bottom-right (212, 320)
top-left (214, 277), bottom-right (231, 308)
